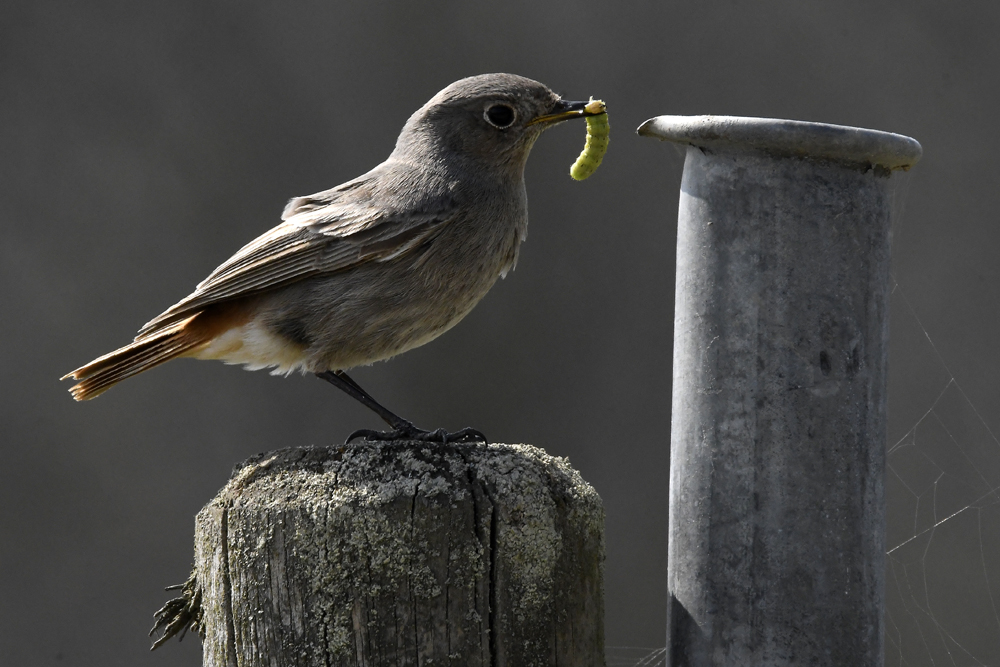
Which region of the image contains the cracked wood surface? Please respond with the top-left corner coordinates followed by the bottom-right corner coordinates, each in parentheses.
top-left (193, 442), bottom-right (605, 666)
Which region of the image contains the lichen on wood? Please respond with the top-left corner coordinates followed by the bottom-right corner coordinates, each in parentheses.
top-left (180, 441), bottom-right (603, 666)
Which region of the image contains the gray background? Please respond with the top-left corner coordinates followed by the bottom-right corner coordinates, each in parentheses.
top-left (3, 1), bottom-right (999, 665)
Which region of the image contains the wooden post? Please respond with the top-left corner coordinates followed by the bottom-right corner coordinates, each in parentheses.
top-left (160, 442), bottom-right (604, 666)
top-left (638, 116), bottom-right (921, 666)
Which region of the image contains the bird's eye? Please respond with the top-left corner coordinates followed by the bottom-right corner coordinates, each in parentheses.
top-left (484, 104), bottom-right (516, 129)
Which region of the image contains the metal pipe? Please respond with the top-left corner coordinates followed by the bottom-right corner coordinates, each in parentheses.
top-left (638, 116), bottom-right (921, 666)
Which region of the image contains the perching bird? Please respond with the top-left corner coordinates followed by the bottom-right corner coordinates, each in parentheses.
top-left (62, 73), bottom-right (603, 443)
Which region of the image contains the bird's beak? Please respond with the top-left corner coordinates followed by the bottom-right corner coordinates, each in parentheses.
top-left (528, 98), bottom-right (606, 126)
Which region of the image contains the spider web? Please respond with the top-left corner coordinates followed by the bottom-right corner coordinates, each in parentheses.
top-left (878, 170), bottom-right (1000, 667)
top-left (884, 278), bottom-right (1000, 667)
top-left (607, 174), bottom-right (1000, 667)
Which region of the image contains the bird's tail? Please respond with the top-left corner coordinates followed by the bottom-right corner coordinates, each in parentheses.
top-left (62, 314), bottom-right (209, 400)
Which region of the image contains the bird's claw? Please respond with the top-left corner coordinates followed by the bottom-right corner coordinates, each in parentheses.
top-left (346, 425), bottom-right (487, 444)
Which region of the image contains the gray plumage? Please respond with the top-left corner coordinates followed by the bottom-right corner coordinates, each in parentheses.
top-left (65, 74), bottom-right (591, 406)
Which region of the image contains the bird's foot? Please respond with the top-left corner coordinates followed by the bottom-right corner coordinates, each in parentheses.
top-left (346, 424), bottom-right (487, 444)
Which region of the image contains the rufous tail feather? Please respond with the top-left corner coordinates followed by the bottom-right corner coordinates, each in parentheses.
top-left (62, 314), bottom-right (207, 400)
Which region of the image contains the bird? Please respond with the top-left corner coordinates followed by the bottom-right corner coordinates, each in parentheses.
top-left (62, 73), bottom-right (603, 443)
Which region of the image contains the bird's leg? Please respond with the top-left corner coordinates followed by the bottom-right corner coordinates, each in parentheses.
top-left (315, 370), bottom-right (487, 444)
top-left (317, 370), bottom-right (410, 431)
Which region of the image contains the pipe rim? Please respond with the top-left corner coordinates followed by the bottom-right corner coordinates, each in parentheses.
top-left (637, 115), bottom-right (922, 171)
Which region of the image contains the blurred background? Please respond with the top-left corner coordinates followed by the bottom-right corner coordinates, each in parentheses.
top-left (3, 1), bottom-right (999, 665)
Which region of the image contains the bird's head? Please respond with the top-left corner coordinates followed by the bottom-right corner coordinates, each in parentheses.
top-left (392, 73), bottom-right (599, 178)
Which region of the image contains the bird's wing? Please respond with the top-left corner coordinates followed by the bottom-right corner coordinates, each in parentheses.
top-left (135, 179), bottom-right (450, 339)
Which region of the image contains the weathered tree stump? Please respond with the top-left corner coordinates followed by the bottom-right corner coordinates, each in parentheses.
top-left (180, 441), bottom-right (604, 666)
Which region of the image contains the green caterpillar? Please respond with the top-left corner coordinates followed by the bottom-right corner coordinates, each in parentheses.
top-left (570, 99), bottom-right (609, 181)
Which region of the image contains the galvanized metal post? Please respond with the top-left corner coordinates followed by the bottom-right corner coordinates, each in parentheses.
top-left (638, 116), bottom-right (921, 667)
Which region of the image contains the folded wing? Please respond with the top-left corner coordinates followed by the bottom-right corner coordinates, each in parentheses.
top-left (136, 171), bottom-right (451, 339)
